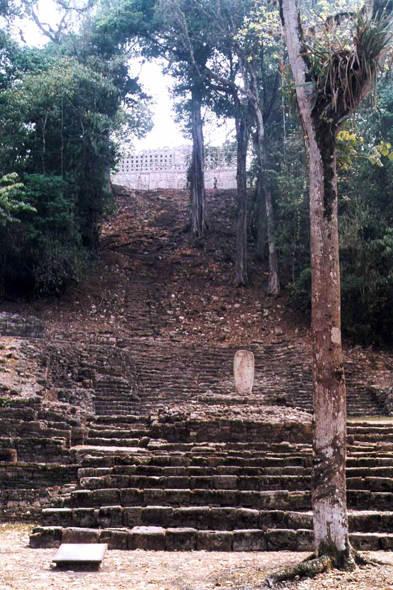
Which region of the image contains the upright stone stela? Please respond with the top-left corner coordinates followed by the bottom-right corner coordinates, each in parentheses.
top-left (233, 350), bottom-right (255, 394)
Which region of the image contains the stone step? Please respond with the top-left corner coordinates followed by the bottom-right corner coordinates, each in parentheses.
top-left (70, 488), bottom-right (312, 510)
top-left (76, 450), bottom-right (313, 468)
top-left (0, 463), bottom-right (79, 490)
top-left (78, 474), bottom-right (311, 492)
top-left (85, 437), bottom-right (142, 447)
top-left (41, 506), bottom-right (312, 530)
top-left (347, 458), bottom-right (393, 468)
top-left (349, 434), bottom-right (393, 444)
top-left (88, 425), bottom-right (149, 435)
top-left (0, 436), bottom-right (72, 463)
top-left (39, 506), bottom-right (393, 534)
top-left (78, 464), bottom-right (311, 479)
top-left (348, 425), bottom-right (393, 433)
top-left (29, 524), bottom-right (393, 551)
top-left (347, 466), bottom-right (393, 478)
top-left (347, 490), bottom-right (393, 510)
top-left (347, 476), bottom-right (393, 492)
top-left (93, 415), bottom-right (148, 425)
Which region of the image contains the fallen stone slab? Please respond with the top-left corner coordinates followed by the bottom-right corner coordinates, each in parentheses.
top-left (52, 543), bottom-right (107, 567)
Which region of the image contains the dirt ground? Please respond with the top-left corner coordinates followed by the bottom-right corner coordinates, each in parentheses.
top-left (1, 524), bottom-right (393, 590)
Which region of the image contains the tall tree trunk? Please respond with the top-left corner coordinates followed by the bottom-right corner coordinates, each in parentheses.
top-left (265, 187), bottom-right (280, 295)
top-left (249, 65), bottom-right (280, 295)
top-left (189, 91), bottom-right (207, 239)
top-left (255, 179), bottom-right (267, 261)
top-left (309, 129), bottom-right (349, 562)
top-left (280, 0), bottom-right (350, 564)
top-left (235, 113), bottom-right (248, 287)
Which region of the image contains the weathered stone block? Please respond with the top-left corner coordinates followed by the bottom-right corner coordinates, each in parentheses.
top-left (238, 476), bottom-right (259, 491)
top-left (349, 511), bottom-right (381, 533)
top-left (213, 475), bottom-right (237, 490)
top-left (105, 475), bottom-right (131, 488)
top-left (91, 489), bottom-right (120, 506)
top-left (259, 510), bottom-right (288, 529)
top-left (236, 508), bottom-right (260, 529)
top-left (365, 477), bottom-right (393, 492)
top-left (238, 491), bottom-right (260, 509)
top-left (100, 528), bottom-right (129, 550)
top-left (197, 531), bottom-right (233, 551)
top-left (166, 527), bottom-right (197, 551)
top-left (0, 448), bottom-right (17, 463)
top-left (296, 529), bottom-right (314, 551)
top-left (266, 529), bottom-right (297, 551)
top-left (173, 507), bottom-right (211, 530)
top-left (79, 477), bottom-right (103, 490)
top-left (233, 530), bottom-right (267, 551)
top-left (211, 508), bottom-right (238, 531)
top-left (234, 350), bottom-right (254, 394)
top-left (380, 534), bottom-right (393, 550)
top-left (287, 511), bottom-right (313, 530)
top-left (97, 506), bottom-right (123, 527)
top-left (62, 528), bottom-right (100, 544)
top-left (346, 477), bottom-right (365, 490)
top-left (52, 543), bottom-right (107, 566)
top-left (73, 508), bottom-right (97, 528)
top-left (30, 526), bottom-right (62, 548)
top-left (350, 532), bottom-right (381, 551)
top-left (166, 476), bottom-right (190, 489)
top-left (142, 506), bottom-right (173, 527)
top-left (42, 508), bottom-right (73, 526)
top-left (123, 507), bottom-right (143, 527)
top-left (381, 512), bottom-right (393, 532)
top-left (72, 490), bottom-right (92, 508)
top-left (129, 526), bottom-right (166, 550)
top-left (120, 488), bottom-right (143, 506)
top-left (189, 489), bottom-right (216, 505)
top-left (216, 490), bottom-right (239, 507)
top-left (164, 489), bottom-right (191, 505)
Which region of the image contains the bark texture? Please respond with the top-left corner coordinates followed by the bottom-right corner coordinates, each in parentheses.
top-left (254, 180), bottom-right (267, 261)
top-left (280, 0), bottom-right (349, 561)
top-left (235, 113), bottom-right (248, 287)
top-left (265, 187), bottom-right (280, 295)
top-left (249, 64), bottom-right (280, 295)
top-left (189, 92), bottom-right (207, 239)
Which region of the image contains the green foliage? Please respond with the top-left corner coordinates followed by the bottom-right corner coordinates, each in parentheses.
top-left (0, 173), bottom-right (35, 225)
top-left (0, 174), bottom-right (88, 294)
top-left (235, 4), bottom-right (281, 51)
top-left (274, 128), bottom-right (310, 287)
top-left (340, 201), bottom-right (393, 344)
top-left (0, 22), bottom-right (152, 297)
top-left (337, 129), bottom-right (364, 169)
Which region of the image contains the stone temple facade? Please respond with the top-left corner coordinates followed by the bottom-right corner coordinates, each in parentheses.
top-left (112, 145), bottom-right (237, 190)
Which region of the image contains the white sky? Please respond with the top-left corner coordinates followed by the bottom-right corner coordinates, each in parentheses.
top-left (15, 0), bottom-right (234, 151)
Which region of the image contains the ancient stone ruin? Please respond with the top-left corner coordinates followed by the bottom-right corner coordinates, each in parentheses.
top-left (112, 145), bottom-right (237, 190)
top-left (234, 350), bottom-right (255, 395)
top-left (1, 186), bottom-right (393, 554)
top-left (1, 309), bottom-right (393, 553)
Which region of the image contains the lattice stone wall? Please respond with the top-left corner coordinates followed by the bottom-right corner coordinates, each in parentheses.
top-left (112, 145), bottom-right (237, 190)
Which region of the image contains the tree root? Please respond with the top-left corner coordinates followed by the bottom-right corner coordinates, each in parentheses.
top-left (264, 547), bottom-right (393, 588)
top-left (352, 549), bottom-right (393, 568)
top-left (264, 554), bottom-right (332, 588)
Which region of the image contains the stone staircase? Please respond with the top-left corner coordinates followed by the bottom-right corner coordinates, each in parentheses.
top-left (44, 336), bottom-right (386, 418)
top-left (29, 414), bottom-right (393, 551)
top-left (0, 397), bottom-right (89, 521)
top-left (1, 186), bottom-right (392, 552)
